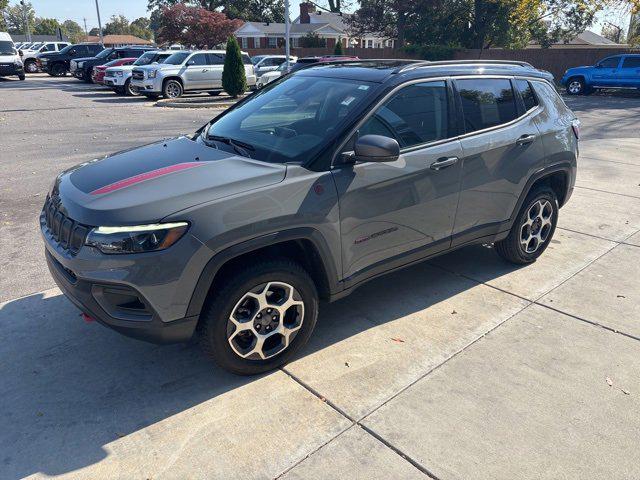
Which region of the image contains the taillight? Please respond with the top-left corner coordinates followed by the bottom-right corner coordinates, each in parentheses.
top-left (571, 120), bottom-right (580, 139)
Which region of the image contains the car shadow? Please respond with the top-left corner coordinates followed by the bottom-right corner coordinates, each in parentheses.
top-left (0, 246), bottom-right (521, 478)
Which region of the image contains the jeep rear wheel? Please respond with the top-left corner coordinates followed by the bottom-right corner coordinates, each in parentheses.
top-left (162, 79), bottom-right (183, 99)
top-left (199, 259), bottom-right (318, 375)
top-left (495, 186), bottom-right (558, 265)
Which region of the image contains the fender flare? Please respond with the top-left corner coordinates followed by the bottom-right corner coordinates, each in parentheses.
top-left (186, 227), bottom-right (340, 318)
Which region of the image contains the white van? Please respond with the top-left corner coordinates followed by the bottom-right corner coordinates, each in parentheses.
top-left (0, 32), bottom-right (25, 80)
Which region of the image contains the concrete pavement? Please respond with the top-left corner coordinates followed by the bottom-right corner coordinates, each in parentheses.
top-left (1, 75), bottom-right (639, 479)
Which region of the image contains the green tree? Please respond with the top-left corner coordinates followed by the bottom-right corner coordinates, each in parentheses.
top-left (3, 2), bottom-right (35, 35)
top-left (130, 17), bottom-right (153, 40)
top-left (33, 17), bottom-right (61, 35)
top-left (222, 35), bottom-right (246, 98)
top-left (0, 0), bottom-right (9, 31)
top-left (333, 37), bottom-right (344, 54)
top-left (62, 19), bottom-right (85, 43)
top-left (104, 14), bottom-right (130, 35)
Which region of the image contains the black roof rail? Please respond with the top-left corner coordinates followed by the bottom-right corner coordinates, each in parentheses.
top-left (395, 59), bottom-right (534, 73)
top-left (296, 58), bottom-right (424, 71)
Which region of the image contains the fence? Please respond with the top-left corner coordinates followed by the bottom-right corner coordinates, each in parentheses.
top-left (246, 46), bottom-right (640, 82)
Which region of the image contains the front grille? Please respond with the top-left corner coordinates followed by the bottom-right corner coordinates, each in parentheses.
top-left (132, 69), bottom-right (144, 80)
top-left (43, 195), bottom-right (90, 255)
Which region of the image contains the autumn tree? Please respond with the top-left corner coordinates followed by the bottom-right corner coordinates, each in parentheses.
top-left (157, 4), bottom-right (241, 48)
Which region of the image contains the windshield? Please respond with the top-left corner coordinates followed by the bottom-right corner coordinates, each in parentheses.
top-left (135, 52), bottom-right (160, 66)
top-left (28, 42), bottom-right (43, 50)
top-left (163, 52), bottom-right (189, 65)
top-left (0, 41), bottom-right (16, 55)
top-left (103, 59), bottom-right (121, 67)
top-left (95, 48), bottom-right (114, 59)
top-left (204, 75), bottom-right (375, 163)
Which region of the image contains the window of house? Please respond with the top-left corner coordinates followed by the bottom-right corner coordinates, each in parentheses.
top-left (240, 37), bottom-right (248, 49)
top-left (514, 79), bottom-right (538, 112)
top-left (358, 80), bottom-right (450, 149)
top-left (268, 37), bottom-right (277, 48)
top-left (456, 78), bottom-right (518, 133)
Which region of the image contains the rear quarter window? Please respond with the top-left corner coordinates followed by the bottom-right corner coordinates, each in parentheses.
top-left (514, 79), bottom-right (538, 112)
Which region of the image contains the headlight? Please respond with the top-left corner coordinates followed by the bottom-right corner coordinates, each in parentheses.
top-left (85, 222), bottom-right (189, 254)
top-left (148, 70), bottom-right (157, 78)
top-left (116, 71), bottom-right (123, 76)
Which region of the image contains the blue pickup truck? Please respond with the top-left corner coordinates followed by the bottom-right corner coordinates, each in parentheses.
top-left (560, 54), bottom-right (640, 95)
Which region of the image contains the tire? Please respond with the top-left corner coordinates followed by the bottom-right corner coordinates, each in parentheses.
top-left (162, 79), bottom-right (183, 99)
top-left (495, 186), bottom-right (558, 265)
top-left (199, 259), bottom-right (319, 375)
top-left (51, 63), bottom-right (66, 76)
top-left (208, 91), bottom-right (222, 96)
top-left (124, 78), bottom-right (139, 96)
top-left (18, 73), bottom-right (25, 81)
top-left (565, 77), bottom-right (585, 95)
top-left (83, 70), bottom-right (92, 83)
top-left (24, 59), bottom-right (38, 73)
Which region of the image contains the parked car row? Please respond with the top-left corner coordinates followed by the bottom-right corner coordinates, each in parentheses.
top-left (254, 54), bottom-right (360, 88)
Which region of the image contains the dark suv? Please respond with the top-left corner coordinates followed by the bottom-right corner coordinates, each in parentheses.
top-left (39, 43), bottom-right (103, 76)
top-left (71, 45), bottom-right (155, 82)
top-left (41, 60), bottom-right (578, 375)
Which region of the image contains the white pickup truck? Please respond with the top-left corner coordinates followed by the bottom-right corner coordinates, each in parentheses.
top-left (20, 41), bottom-right (70, 73)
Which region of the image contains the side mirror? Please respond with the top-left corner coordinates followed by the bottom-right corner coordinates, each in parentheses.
top-left (595, 63), bottom-right (602, 68)
top-left (351, 134), bottom-right (400, 163)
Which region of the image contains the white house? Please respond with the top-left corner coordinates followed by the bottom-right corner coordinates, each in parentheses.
top-left (234, 2), bottom-right (395, 50)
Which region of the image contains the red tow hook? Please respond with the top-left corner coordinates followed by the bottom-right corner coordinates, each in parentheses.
top-left (81, 312), bottom-right (96, 323)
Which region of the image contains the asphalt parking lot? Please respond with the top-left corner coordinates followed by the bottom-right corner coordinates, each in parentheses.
top-left (1, 74), bottom-right (639, 479)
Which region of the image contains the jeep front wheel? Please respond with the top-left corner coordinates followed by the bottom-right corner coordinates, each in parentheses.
top-left (199, 259), bottom-right (318, 375)
top-left (495, 186), bottom-right (558, 265)
top-left (162, 79), bottom-right (183, 99)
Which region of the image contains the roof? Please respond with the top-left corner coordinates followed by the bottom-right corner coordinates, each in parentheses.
top-left (294, 10), bottom-right (350, 31)
top-left (236, 21), bottom-right (343, 36)
top-left (529, 29), bottom-right (624, 47)
top-left (83, 35), bottom-right (154, 45)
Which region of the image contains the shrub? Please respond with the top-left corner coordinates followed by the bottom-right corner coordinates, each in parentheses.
top-left (334, 38), bottom-right (344, 55)
top-left (222, 36), bottom-right (247, 98)
top-left (300, 32), bottom-right (326, 48)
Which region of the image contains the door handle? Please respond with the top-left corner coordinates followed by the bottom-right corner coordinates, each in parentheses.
top-left (516, 134), bottom-right (536, 146)
top-left (202, 69), bottom-right (208, 72)
top-left (430, 156), bottom-right (459, 170)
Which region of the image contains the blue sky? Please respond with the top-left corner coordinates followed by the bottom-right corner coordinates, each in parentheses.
top-left (19, 0), bottom-right (629, 35)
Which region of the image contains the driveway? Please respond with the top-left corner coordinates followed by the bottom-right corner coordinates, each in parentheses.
top-left (1, 76), bottom-right (639, 479)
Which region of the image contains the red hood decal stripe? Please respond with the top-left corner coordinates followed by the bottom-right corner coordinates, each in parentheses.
top-left (90, 162), bottom-right (205, 195)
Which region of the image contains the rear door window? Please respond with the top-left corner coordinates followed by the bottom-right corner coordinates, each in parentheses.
top-left (359, 80), bottom-right (450, 148)
top-left (621, 57), bottom-right (640, 68)
top-left (456, 78), bottom-right (518, 133)
top-left (514, 79), bottom-right (538, 112)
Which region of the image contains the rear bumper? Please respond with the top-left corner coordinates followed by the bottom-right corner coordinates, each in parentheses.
top-left (45, 249), bottom-right (199, 344)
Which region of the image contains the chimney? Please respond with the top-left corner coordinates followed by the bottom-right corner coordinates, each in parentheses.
top-left (300, 2), bottom-right (315, 24)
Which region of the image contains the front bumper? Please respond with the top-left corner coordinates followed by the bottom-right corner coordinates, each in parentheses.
top-left (131, 76), bottom-right (162, 93)
top-left (104, 74), bottom-right (128, 87)
top-left (40, 209), bottom-right (210, 345)
top-left (0, 63), bottom-right (24, 77)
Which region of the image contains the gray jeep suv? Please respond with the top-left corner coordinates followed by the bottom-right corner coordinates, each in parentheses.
top-left (41, 60), bottom-right (578, 375)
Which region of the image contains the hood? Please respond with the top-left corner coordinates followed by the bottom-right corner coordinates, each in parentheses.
top-left (54, 136), bottom-right (286, 226)
top-left (107, 65), bottom-right (135, 72)
top-left (74, 56), bottom-right (99, 64)
top-left (0, 54), bottom-right (18, 62)
top-left (135, 63), bottom-right (178, 72)
top-left (39, 51), bottom-right (62, 59)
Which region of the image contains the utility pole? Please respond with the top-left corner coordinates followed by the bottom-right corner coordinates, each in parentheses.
top-left (20, 1), bottom-right (31, 42)
top-left (83, 17), bottom-right (89, 38)
top-left (94, 0), bottom-right (104, 45)
top-left (284, 0), bottom-right (290, 69)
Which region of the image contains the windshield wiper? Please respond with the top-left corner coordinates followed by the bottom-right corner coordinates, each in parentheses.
top-left (205, 134), bottom-right (255, 157)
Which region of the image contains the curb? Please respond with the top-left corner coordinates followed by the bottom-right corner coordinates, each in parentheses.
top-left (155, 97), bottom-right (242, 109)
